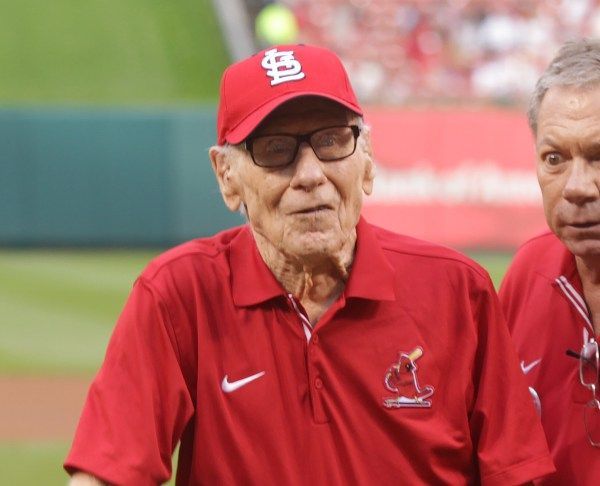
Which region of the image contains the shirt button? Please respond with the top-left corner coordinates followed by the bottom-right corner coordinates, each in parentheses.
top-left (312, 335), bottom-right (319, 344)
top-left (315, 377), bottom-right (323, 389)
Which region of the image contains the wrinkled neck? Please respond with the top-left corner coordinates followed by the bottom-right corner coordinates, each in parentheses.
top-left (252, 229), bottom-right (356, 323)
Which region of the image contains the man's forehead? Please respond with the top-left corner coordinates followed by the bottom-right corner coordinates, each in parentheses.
top-left (536, 85), bottom-right (600, 140)
top-left (539, 84), bottom-right (600, 117)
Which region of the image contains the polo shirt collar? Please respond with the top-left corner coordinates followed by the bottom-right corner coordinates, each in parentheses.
top-left (229, 225), bottom-right (286, 307)
top-left (536, 233), bottom-right (582, 292)
top-left (344, 217), bottom-right (396, 301)
top-left (542, 234), bottom-right (578, 274)
top-left (229, 217), bottom-right (397, 307)
top-left (556, 245), bottom-right (580, 285)
top-left (554, 244), bottom-right (583, 294)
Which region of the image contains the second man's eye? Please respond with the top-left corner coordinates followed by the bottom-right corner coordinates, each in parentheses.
top-left (544, 152), bottom-right (564, 166)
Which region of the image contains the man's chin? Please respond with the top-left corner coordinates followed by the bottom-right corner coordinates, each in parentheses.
top-left (564, 239), bottom-right (600, 260)
top-left (283, 232), bottom-right (343, 259)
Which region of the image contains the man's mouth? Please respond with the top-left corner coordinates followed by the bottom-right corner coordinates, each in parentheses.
top-left (294, 205), bottom-right (332, 214)
top-left (565, 220), bottom-right (600, 233)
top-left (569, 221), bottom-right (599, 228)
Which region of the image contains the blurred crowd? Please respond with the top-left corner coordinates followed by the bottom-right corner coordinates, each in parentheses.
top-left (250, 0), bottom-right (600, 106)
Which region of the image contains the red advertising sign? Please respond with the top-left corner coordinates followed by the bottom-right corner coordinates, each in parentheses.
top-left (362, 108), bottom-right (548, 249)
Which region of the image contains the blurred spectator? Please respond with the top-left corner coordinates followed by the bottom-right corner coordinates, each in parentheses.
top-left (255, 0), bottom-right (600, 106)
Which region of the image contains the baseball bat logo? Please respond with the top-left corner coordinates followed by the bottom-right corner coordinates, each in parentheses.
top-left (383, 346), bottom-right (435, 409)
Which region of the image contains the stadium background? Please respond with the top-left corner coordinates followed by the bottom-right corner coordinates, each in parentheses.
top-left (2, 0), bottom-right (597, 483)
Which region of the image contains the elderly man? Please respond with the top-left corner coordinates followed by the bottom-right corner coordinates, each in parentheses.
top-left (65, 44), bottom-right (553, 485)
top-left (499, 38), bottom-right (600, 484)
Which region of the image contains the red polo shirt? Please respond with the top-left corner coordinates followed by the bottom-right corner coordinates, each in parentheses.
top-left (499, 231), bottom-right (600, 485)
top-left (65, 219), bottom-right (553, 485)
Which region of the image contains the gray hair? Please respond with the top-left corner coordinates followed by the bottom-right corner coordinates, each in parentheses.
top-left (528, 38), bottom-right (600, 134)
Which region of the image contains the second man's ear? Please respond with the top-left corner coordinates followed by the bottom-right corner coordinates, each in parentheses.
top-left (209, 146), bottom-right (242, 212)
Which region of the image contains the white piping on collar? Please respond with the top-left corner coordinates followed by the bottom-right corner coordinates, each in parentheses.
top-left (288, 294), bottom-right (312, 342)
top-left (555, 275), bottom-right (594, 338)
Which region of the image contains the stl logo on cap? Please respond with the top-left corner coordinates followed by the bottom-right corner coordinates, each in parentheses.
top-left (261, 48), bottom-right (306, 86)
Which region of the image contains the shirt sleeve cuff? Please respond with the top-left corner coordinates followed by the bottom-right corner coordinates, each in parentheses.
top-left (482, 454), bottom-right (556, 486)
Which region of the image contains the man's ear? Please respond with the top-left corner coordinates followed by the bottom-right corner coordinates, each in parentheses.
top-left (209, 146), bottom-right (242, 212)
top-left (359, 128), bottom-right (375, 195)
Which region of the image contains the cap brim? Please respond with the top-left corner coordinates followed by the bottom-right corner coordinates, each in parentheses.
top-left (224, 92), bottom-right (363, 144)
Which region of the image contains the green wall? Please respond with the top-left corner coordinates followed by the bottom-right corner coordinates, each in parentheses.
top-left (0, 108), bottom-right (244, 246)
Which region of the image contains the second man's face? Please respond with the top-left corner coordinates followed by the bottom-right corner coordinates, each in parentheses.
top-left (536, 85), bottom-right (600, 260)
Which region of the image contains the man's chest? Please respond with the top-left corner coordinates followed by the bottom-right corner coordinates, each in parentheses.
top-left (191, 298), bottom-right (478, 428)
top-left (180, 299), bottom-right (480, 483)
top-left (509, 281), bottom-right (593, 405)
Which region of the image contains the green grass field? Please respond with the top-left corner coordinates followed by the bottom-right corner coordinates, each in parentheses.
top-left (0, 0), bottom-right (228, 104)
top-left (0, 249), bottom-right (157, 484)
top-left (0, 248), bottom-right (162, 484)
top-left (0, 442), bottom-right (178, 485)
top-left (1, 443), bottom-right (74, 485)
top-left (468, 250), bottom-right (514, 288)
top-left (0, 249), bottom-right (159, 374)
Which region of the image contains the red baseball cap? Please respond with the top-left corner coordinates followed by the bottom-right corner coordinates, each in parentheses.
top-left (216, 44), bottom-right (363, 145)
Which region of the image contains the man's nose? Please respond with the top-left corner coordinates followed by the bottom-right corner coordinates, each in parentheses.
top-left (289, 143), bottom-right (327, 191)
top-left (562, 157), bottom-right (600, 204)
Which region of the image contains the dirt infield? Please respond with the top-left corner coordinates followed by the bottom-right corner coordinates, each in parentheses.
top-left (0, 376), bottom-right (91, 441)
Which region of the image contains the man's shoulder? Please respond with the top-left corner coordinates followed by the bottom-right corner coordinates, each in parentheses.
top-left (499, 230), bottom-right (567, 302)
top-left (507, 230), bottom-right (565, 277)
top-left (368, 223), bottom-right (489, 281)
top-left (140, 225), bottom-right (247, 281)
top-left (514, 230), bottom-right (562, 257)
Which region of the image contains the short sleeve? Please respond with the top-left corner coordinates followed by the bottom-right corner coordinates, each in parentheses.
top-left (64, 278), bottom-right (194, 486)
top-left (469, 279), bottom-right (555, 485)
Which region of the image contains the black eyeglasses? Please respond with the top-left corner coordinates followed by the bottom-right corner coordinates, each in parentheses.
top-left (567, 340), bottom-right (600, 447)
top-left (244, 125), bottom-right (360, 168)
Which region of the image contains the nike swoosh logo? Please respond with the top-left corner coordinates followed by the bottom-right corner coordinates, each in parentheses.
top-left (221, 371), bottom-right (265, 393)
top-left (520, 359), bottom-right (541, 374)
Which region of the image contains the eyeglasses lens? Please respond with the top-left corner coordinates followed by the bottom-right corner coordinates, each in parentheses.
top-left (580, 340), bottom-right (600, 447)
top-left (580, 341), bottom-right (599, 387)
top-left (311, 126), bottom-right (356, 160)
top-left (584, 398), bottom-right (600, 447)
top-left (251, 136), bottom-right (297, 168)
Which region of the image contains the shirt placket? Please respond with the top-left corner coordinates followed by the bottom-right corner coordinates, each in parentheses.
top-left (287, 294), bottom-right (328, 424)
top-left (554, 274), bottom-right (600, 404)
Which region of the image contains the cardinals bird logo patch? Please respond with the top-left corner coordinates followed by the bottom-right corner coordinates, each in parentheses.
top-left (383, 346), bottom-right (434, 409)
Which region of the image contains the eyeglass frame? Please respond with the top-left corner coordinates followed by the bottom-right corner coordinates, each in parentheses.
top-left (578, 339), bottom-right (600, 447)
top-left (243, 124), bottom-right (361, 168)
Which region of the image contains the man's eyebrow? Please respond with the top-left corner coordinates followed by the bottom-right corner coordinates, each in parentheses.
top-left (537, 136), bottom-right (559, 148)
top-left (585, 141), bottom-right (600, 152)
